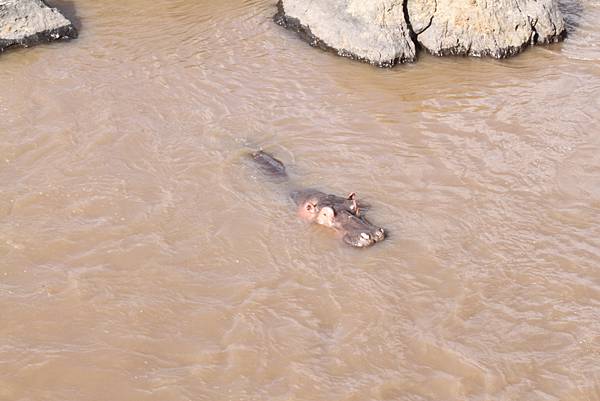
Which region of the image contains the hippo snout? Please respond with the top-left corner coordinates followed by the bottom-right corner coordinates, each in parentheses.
top-left (342, 225), bottom-right (385, 248)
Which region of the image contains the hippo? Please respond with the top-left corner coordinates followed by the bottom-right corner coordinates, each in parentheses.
top-left (251, 150), bottom-right (386, 248)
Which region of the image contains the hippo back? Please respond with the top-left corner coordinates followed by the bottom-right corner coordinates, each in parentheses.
top-left (251, 150), bottom-right (287, 178)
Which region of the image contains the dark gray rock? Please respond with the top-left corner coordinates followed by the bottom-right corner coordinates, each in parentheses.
top-left (274, 0), bottom-right (416, 67)
top-left (0, 0), bottom-right (77, 54)
top-left (274, 0), bottom-right (566, 67)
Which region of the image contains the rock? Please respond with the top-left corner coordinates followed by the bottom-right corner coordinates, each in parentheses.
top-left (0, 0), bottom-right (77, 54)
top-left (274, 0), bottom-right (566, 67)
top-left (408, 0), bottom-right (566, 58)
top-left (274, 0), bottom-right (416, 67)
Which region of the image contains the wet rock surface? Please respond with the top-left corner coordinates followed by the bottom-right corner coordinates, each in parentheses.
top-left (274, 0), bottom-right (416, 67)
top-left (0, 0), bottom-right (77, 54)
top-left (275, 0), bottom-right (566, 66)
top-left (409, 0), bottom-right (566, 58)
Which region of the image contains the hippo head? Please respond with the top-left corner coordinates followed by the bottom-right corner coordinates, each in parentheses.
top-left (291, 190), bottom-right (385, 248)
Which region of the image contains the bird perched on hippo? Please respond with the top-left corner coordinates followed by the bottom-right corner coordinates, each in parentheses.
top-left (250, 150), bottom-right (385, 248)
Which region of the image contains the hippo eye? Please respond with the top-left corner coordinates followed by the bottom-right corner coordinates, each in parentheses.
top-left (306, 203), bottom-right (314, 211)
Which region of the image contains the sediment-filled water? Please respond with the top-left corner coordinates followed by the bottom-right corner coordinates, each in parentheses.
top-left (1, 1), bottom-right (599, 400)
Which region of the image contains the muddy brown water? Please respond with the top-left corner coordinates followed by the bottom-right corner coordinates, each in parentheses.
top-left (1, 1), bottom-right (599, 400)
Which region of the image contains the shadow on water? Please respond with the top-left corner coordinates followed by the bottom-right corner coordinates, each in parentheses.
top-left (45, 0), bottom-right (82, 31)
top-left (559, 0), bottom-right (584, 34)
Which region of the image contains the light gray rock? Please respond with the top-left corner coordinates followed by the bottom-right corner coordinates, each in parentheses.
top-left (0, 0), bottom-right (77, 54)
top-left (274, 0), bottom-right (416, 67)
top-left (408, 0), bottom-right (566, 58)
top-left (274, 0), bottom-right (566, 66)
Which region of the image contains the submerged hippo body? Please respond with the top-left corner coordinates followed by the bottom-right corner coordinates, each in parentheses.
top-left (251, 150), bottom-right (385, 248)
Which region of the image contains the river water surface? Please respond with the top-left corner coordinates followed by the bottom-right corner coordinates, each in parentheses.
top-left (1, 1), bottom-right (599, 400)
